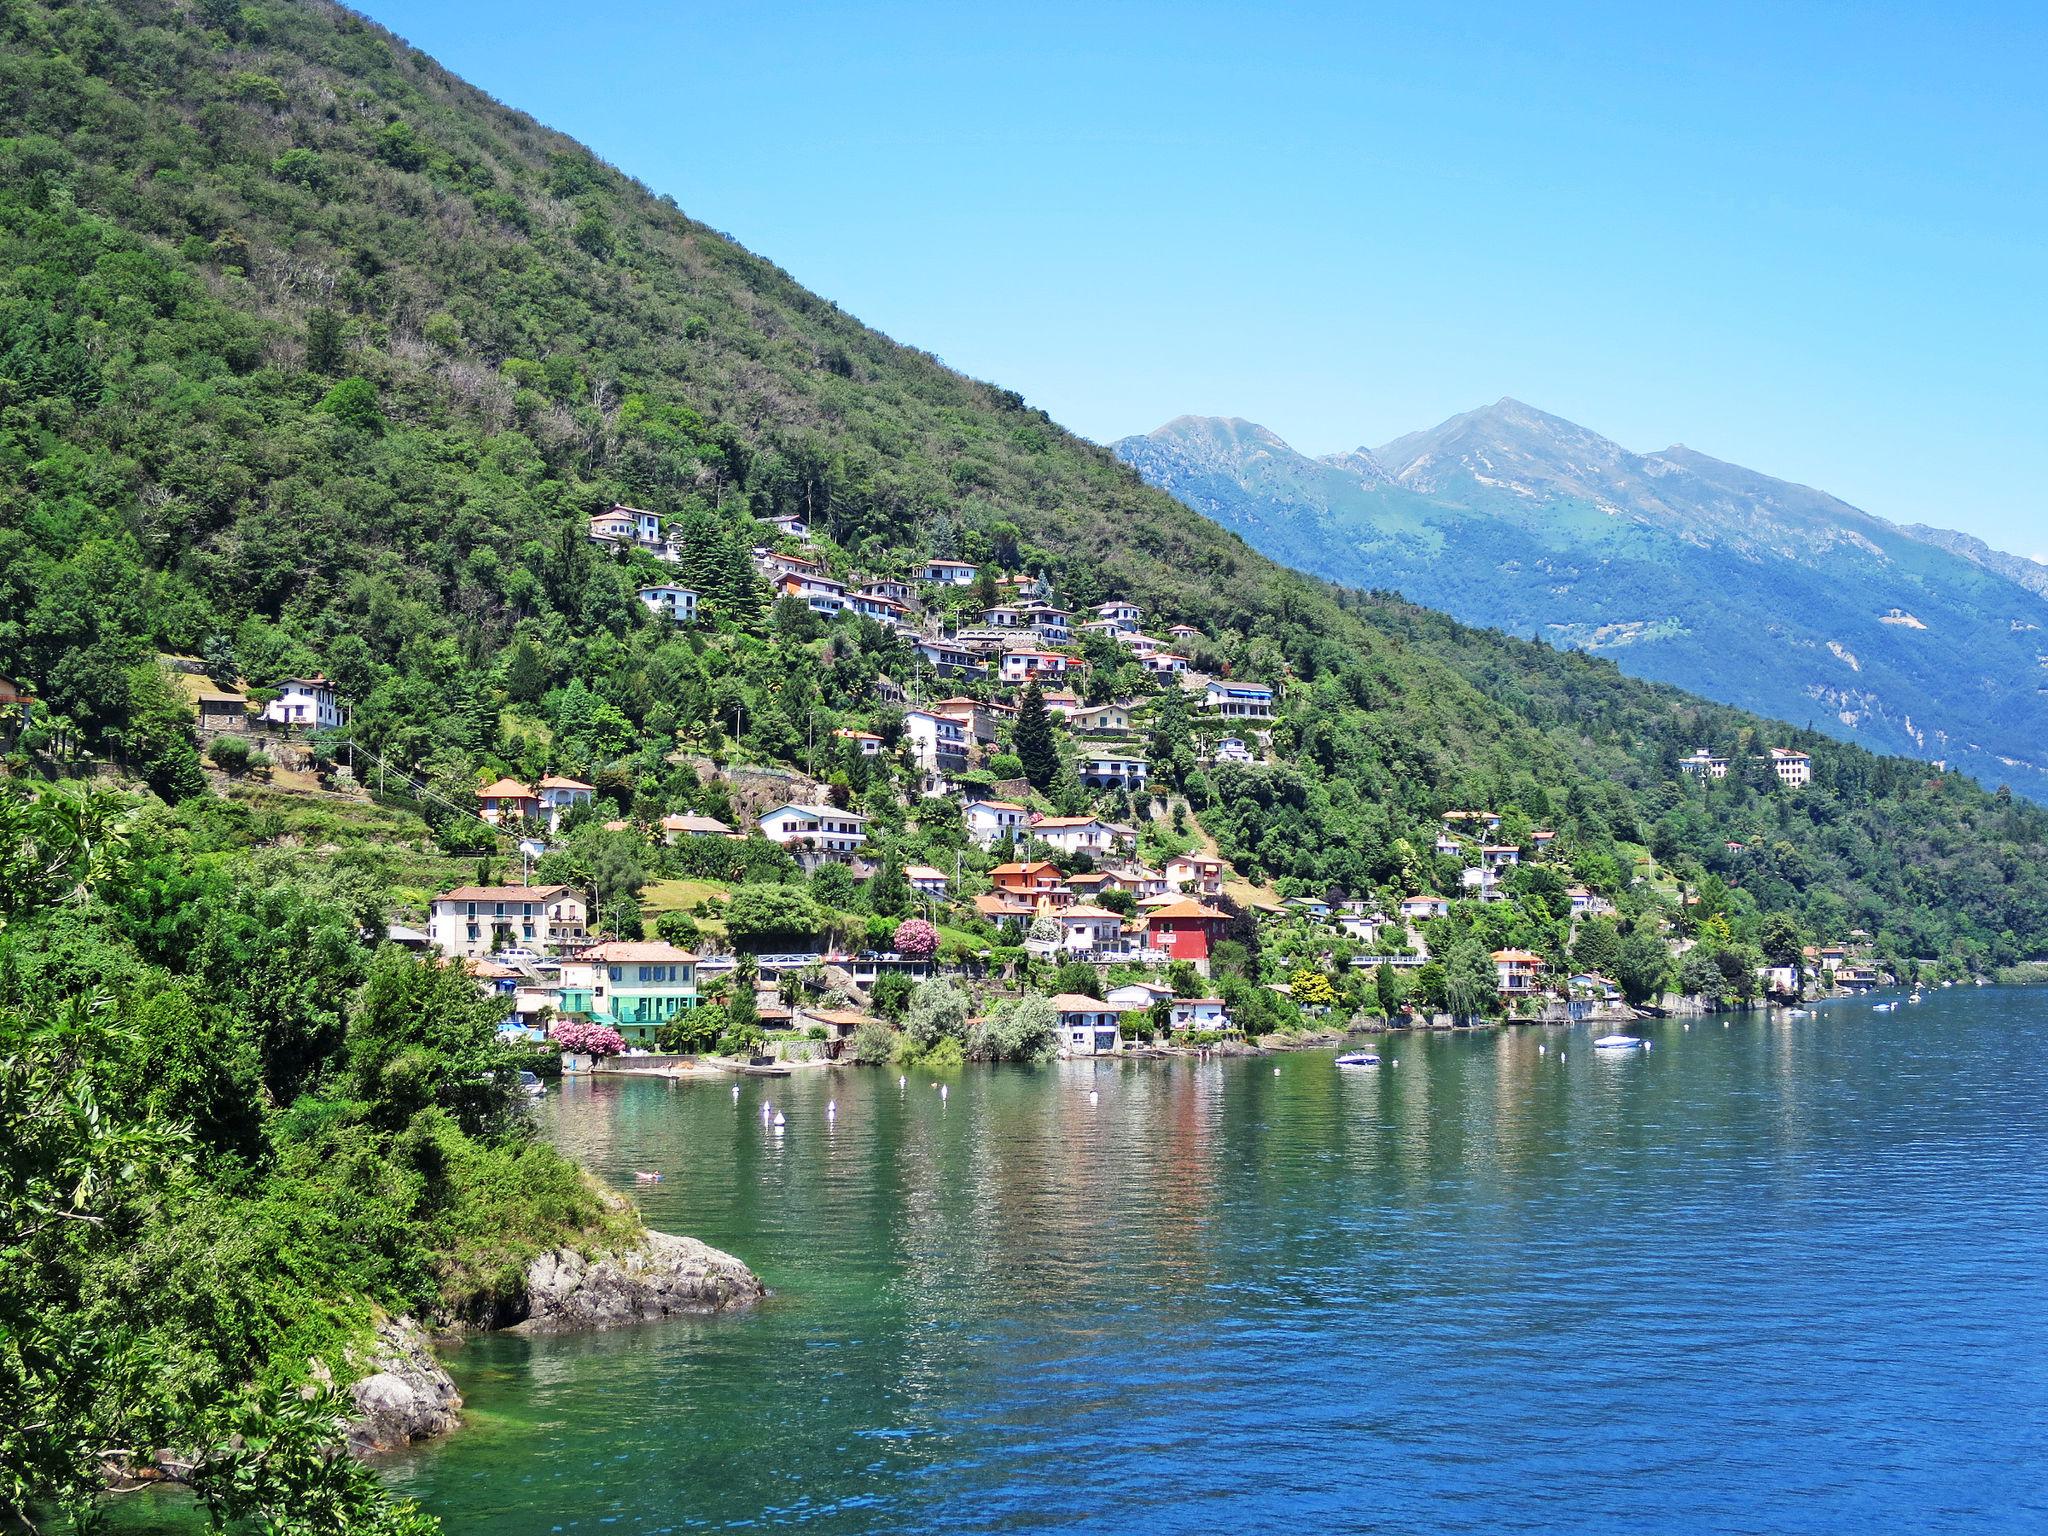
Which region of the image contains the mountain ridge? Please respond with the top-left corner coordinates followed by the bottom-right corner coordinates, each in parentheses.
top-left (1116, 407), bottom-right (2048, 797)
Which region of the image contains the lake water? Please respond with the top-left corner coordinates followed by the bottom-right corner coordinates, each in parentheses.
top-left (384, 990), bottom-right (2048, 1533)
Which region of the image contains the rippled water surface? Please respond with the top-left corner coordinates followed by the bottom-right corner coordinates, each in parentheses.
top-left (385, 991), bottom-right (2048, 1533)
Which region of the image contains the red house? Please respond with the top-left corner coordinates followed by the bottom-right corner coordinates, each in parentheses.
top-left (1147, 899), bottom-right (1230, 968)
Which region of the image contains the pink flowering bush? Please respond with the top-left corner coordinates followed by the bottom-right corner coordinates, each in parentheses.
top-left (893, 917), bottom-right (939, 960)
top-left (553, 1019), bottom-right (627, 1058)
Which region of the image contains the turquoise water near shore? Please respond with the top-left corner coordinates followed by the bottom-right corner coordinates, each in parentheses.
top-left (384, 991), bottom-right (2048, 1533)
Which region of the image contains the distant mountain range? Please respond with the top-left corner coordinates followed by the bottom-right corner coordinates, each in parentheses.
top-left (1114, 400), bottom-right (2048, 798)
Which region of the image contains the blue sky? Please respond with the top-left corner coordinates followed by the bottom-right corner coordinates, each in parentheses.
top-left (362, 1), bottom-right (2046, 556)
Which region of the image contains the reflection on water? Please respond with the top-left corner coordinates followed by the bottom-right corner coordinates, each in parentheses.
top-left (383, 993), bottom-right (2048, 1533)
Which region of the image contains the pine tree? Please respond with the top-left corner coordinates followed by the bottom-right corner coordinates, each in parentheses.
top-left (503, 641), bottom-right (547, 704)
top-left (1013, 681), bottom-right (1060, 790)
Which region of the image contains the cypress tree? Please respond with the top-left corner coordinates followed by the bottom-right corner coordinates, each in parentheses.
top-left (1014, 680), bottom-right (1060, 790)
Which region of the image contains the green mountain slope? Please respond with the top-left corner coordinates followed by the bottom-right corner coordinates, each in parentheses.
top-left (1115, 405), bottom-right (2048, 799)
top-left (0, 0), bottom-right (2044, 966)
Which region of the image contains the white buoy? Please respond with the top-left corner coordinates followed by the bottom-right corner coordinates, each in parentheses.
top-left (1391, 1059), bottom-right (1398, 1067)
top-left (1089, 1089), bottom-right (1099, 1106)
top-left (732, 1083), bottom-right (741, 1100)
top-left (898, 1076), bottom-right (906, 1089)
top-left (940, 1084), bottom-right (949, 1101)
top-left (761, 1102), bottom-right (771, 1123)
top-left (773, 1111), bottom-right (786, 1129)
top-left (1538, 1043), bottom-right (1546, 1054)
top-left (1274, 1066), bottom-right (1281, 1076)
top-left (828, 1100), bottom-right (837, 1120)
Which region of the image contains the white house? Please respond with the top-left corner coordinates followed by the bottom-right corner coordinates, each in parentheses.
top-left (915, 640), bottom-right (987, 678)
top-left (638, 585), bottom-right (698, 624)
top-left (834, 728), bottom-right (885, 757)
top-left (1770, 748), bottom-right (1813, 787)
top-left (1141, 652), bottom-right (1189, 676)
top-left (589, 504), bottom-right (664, 552)
top-left (429, 883), bottom-right (588, 960)
top-left (1069, 702), bottom-right (1134, 734)
top-left (536, 774), bottom-right (595, 832)
top-left (776, 571), bottom-right (848, 615)
top-left (964, 799), bottom-right (1028, 846)
top-left (1029, 815), bottom-right (1120, 856)
top-left (1051, 994), bottom-right (1137, 1057)
top-left (1567, 886), bottom-right (1615, 918)
top-left (1054, 904), bottom-right (1125, 952)
top-left (1095, 599), bottom-right (1143, 630)
top-left (1679, 749), bottom-right (1730, 780)
top-left (906, 864), bottom-right (949, 896)
top-left (1163, 853), bottom-right (1224, 896)
top-left (1400, 895), bottom-right (1449, 922)
top-left (1168, 997), bottom-right (1230, 1033)
top-left (1077, 753), bottom-right (1147, 790)
top-left (764, 513), bottom-right (808, 539)
top-left (903, 708), bottom-right (969, 776)
top-left (1209, 736), bottom-right (1255, 764)
top-left (859, 577), bottom-right (913, 605)
top-left (1202, 680), bottom-right (1275, 719)
top-left (1000, 649), bottom-right (1072, 684)
top-left (1107, 980), bottom-right (1173, 1010)
top-left (260, 676), bottom-right (343, 731)
top-left (758, 803), bottom-right (868, 863)
top-left (923, 558), bottom-right (980, 585)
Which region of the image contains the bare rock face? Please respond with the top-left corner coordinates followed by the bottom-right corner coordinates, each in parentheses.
top-left (514, 1230), bottom-right (764, 1332)
top-left (346, 1317), bottom-right (463, 1454)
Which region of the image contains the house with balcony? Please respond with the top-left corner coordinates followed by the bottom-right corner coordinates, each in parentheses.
top-left (834, 728), bottom-right (885, 757)
top-left (1492, 949), bottom-right (1544, 996)
top-left (1069, 701), bottom-right (1134, 734)
top-left (557, 940), bottom-right (699, 1045)
top-left (1141, 651), bottom-right (1189, 676)
top-left (1678, 749), bottom-right (1730, 780)
top-left (1077, 753), bottom-right (1147, 790)
top-left (1169, 997), bottom-right (1231, 1033)
top-left (915, 639), bottom-right (987, 678)
top-left (849, 589), bottom-right (909, 624)
top-left (1052, 995), bottom-right (1137, 1057)
top-left (1201, 680), bottom-right (1272, 717)
top-left (1095, 599), bottom-right (1143, 630)
top-left (964, 798), bottom-right (1029, 846)
top-left (757, 803), bottom-right (868, 865)
top-left (1168, 623), bottom-right (1200, 642)
top-left (1028, 815), bottom-right (1123, 857)
top-left (859, 576), bottom-right (913, 605)
top-left (990, 860), bottom-right (1072, 910)
top-left (1000, 649), bottom-right (1073, 684)
top-left (904, 708), bottom-right (969, 776)
top-left (1146, 899), bottom-right (1231, 971)
top-left (537, 774), bottom-right (595, 831)
top-left (1209, 736), bottom-right (1255, 764)
top-left (922, 557), bottom-right (980, 585)
top-left (475, 777), bottom-right (540, 828)
top-left (777, 571), bottom-right (848, 616)
top-left (1400, 894), bottom-right (1449, 923)
top-left (260, 676), bottom-right (344, 731)
top-left (428, 883), bottom-right (588, 959)
top-left (1163, 853), bottom-right (1224, 896)
top-left (1052, 904), bottom-right (1126, 953)
top-left (906, 864), bottom-right (949, 896)
top-left (1566, 886), bottom-right (1615, 918)
top-left (661, 811), bottom-right (737, 841)
top-left (764, 513), bottom-right (808, 539)
top-left (636, 584), bottom-right (699, 625)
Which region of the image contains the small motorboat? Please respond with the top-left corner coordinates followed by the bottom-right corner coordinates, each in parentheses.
top-left (517, 1070), bottom-right (546, 1098)
top-left (1783, 1008), bottom-right (1808, 1018)
top-left (633, 1170), bottom-right (663, 1182)
top-left (1593, 1034), bottom-right (1645, 1051)
top-left (1873, 1001), bottom-right (1898, 1013)
top-left (1335, 1052), bottom-right (1382, 1068)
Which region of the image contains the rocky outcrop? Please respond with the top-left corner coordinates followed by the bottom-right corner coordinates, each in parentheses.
top-left (514, 1229), bottom-right (764, 1332)
top-left (346, 1317), bottom-right (463, 1455)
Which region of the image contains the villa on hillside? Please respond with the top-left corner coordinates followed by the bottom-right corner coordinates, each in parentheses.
top-left (661, 811), bottom-right (736, 841)
top-left (904, 709), bottom-right (969, 776)
top-left (537, 774), bottom-right (595, 831)
top-left (476, 777), bottom-right (540, 827)
top-left (915, 639), bottom-right (987, 678)
top-left (260, 676), bottom-right (344, 731)
top-left (557, 940), bottom-right (699, 1045)
top-left (637, 585), bottom-right (699, 624)
top-left (1069, 701), bottom-right (1134, 734)
top-left (1400, 894), bottom-right (1450, 922)
top-left (1028, 815), bottom-right (1124, 856)
top-left (1492, 949), bottom-right (1544, 996)
top-left (1770, 748), bottom-right (1813, 787)
top-left (922, 557), bottom-right (979, 585)
top-left (428, 883), bottom-right (588, 960)
top-left (588, 504), bottom-right (665, 553)
top-left (1077, 752), bottom-right (1148, 790)
top-left (1052, 995), bottom-right (1137, 1057)
top-left (1147, 899), bottom-right (1231, 971)
top-left (999, 649), bottom-right (1073, 684)
top-left (1679, 749), bottom-right (1730, 779)
top-left (964, 798), bottom-right (1029, 845)
top-left (1164, 853), bottom-right (1224, 896)
top-left (757, 803), bottom-right (869, 865)
top-left (1096, 599), bottom-right (1143, 630)
top-left (834, 728), bottom-right (885, 757)
top-left (1202, 680), bottom-right (1273, 718)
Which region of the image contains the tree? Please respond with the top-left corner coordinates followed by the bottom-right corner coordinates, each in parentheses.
top-left (1679, 946), bottom-right (1726, 1000)
top-left (1613, 928), bottom-right (1673, 1005)
top-left (1759, 911), bottom-right (1805, 969)
top-left (1440, 939), bottom-right (1498, 1023)
top-left (552, 1020), bottom-right (626, 1058)
top-left (1374, 960), bottom-right (1405, 1018)
top-left (1050, 961), bottom-right (1099, 998)
top-left (868, 853), bottom-right (913, 917)
top-left (902, 978), bottom-right (970, 1050)
top-left (870, 970), bottom-right (915, 1021)
top-left (1291, 968), bottom-right (1337, 1008)
top-left (305, 307), bottom-right (345, 374)
top-left (654, 910), bottom-right (702, 949)
top-left (317, 377), bottom-right (383, 435)
top-left (1013, 681), bottom-right (1060, 790)
top-left (724, 885), bottom-right (825, 950)
top-left (892, 917), bottom-right (938, 960)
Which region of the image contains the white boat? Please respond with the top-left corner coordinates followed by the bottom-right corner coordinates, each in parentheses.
top-left (1783, 1008), bottom-right (1808, 1018)
top-left (1335, 1051), bottom-right (1381, 1068)
top-left (1873, 1001), bottom-right (1898, 1012)
top-left (1593, 1034), bottom-right (1645, 1051)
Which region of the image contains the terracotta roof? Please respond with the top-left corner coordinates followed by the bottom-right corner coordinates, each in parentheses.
top-left (1147, 899), bottom-right (1228, 921)
top-left (476, 777), bottom-right (536, 799)
top-left (1030, 815), bottom-right (1103, 830)
top-left (1492, 949), bottom-right (1544, 964)
top-left (905, 864), bottom-right (948, 882)
top-left (1059, 904), bottom-right (1124, 920)
top-left (538, 774), bottom-right (595, 790)
top-left (435, 884), bottom-right (572, 903)
top-left (661, 812), bottom-right (734, 834)
top-left (973, 894), bottom-right (1035, 917)
top-left (967, 799), bottom-right (1027, 813)
top-left (576, 941), bottom-right (700, 963)
top-left (1049, 993), bottom-right (1137, 1012)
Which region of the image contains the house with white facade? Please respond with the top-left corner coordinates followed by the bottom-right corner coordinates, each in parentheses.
top-left (1053, 905), bottom-right (1126, 953)
top-left (1201, 680), bottom-right (1274, 719)
top-left (260, 676), bottom-right (343, 731)
top-left (638, 585), bottom-right (699, 624)
top-left (536, 774), bottom-right (595, 831)
top-left (1679, 749), bottom-right (1730, 780)
top-left (764, 513), bottom-right (808, 539)
top-left (429, 883), bottom-right (588, 960)
top-left (777, 571), bottom-right (848, 615)
top-left (906, 864), bottom-right (949, 896)
top-left (964, 799), bottom-right (1028, 846)
top-left (1052, 995), bottom-right (1137, 1057)
top-left (1164, 853), bottom-right (1224, 896)
top-left (1169, 997), bottom-right (1230, 1033)
top-left (1141, 651), bottom-right (1189, 676)
top-left (834, 728), bottom-right (885, 757)
top-left (922, 558), bottom-right (979, 585)
top-left (1077, 753), bottom-right (1147, 790)
top-left (859, 577), bottom-right (913, 605)
top-left (475, 777), bottom-right (539, 828)
top-left (904, 708), bottom-right (969, 776)
top-left (1400, 894), bottom-right (1450, 922)
top-left (1028, 815), bottom-right (1121, 856)
top-left (758, 803), bottom-right (868, 864)
top-left (1209, 736), bottom-right (1256, 764)
top-left (1069, 702), bottom-right (1134, 734)
top-left (915, 639), bottom-right (987, 678)
top-left (1095, 599), bottom-right (1143, 630)
top-left (1769, 748), bottom-right (1813, 787)
top-left (1000, 649), bottom-right (1073, 684)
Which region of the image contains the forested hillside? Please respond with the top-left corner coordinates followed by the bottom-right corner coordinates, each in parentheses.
top-left (0, 0), bottom-right (2044, 962)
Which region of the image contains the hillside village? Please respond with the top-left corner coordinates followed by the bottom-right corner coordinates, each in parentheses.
top-left (19, 500), bottom-right (1907, 1070)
